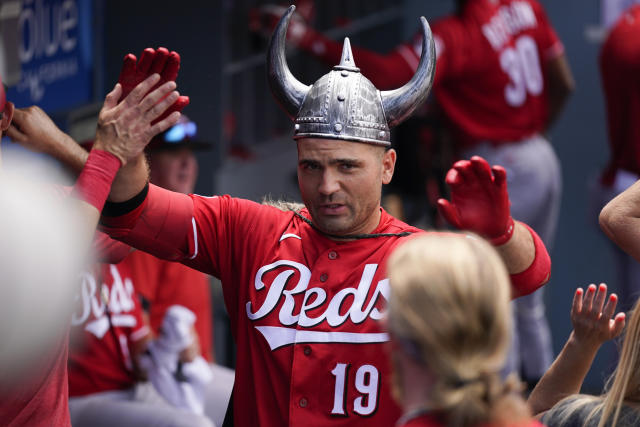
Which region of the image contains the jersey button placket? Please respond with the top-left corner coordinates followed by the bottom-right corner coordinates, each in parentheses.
top-left (328, 250), bottom-right (338, 260)
top-left (319, 273), bottom-right (328, 282)
top-left (299, 397), bottom-right (308, 408)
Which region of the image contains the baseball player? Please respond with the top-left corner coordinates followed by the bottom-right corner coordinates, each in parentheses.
top-left (125, 117), bottom-right (235, 424)
top-left (254, 0), bottom-right (574, 384)
top-left (595, 5), bottom-right (640, 311)
top-left (68, 259), bottom-right (215, 427)
top-left (127, 116), bottom-right (215, 362)
top-left (89, 8), bottom-right (550, 426)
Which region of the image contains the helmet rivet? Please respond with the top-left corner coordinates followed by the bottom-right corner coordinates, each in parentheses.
top-left (341, 70), bottom-right (349, 77)
top-left (294, 124), bottom-right (300, 131)
top-left (378, 131), bottom-right (385, 138)
top-left (337, 93), bottom-right (345, 101)
top-left (334, 123), bottom-right (343, 132)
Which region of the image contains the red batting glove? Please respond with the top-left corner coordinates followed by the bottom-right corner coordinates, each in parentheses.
top-left (117, 47), bottom-right (190, 124)
top-left (437, 156), bottom-right (515, 245)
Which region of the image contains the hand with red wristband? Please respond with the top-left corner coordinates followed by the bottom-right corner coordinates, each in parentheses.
top-left (437, 156), bottom-right (515, 245)
top-left (118, 47), bottom-right (189, 125)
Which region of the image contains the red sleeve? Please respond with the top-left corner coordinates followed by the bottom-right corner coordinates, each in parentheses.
top-left (509, 223), bottom-right (551, 299)
top-left (93, 232), bottom-right (131, 264)
top-left (100, 184), bottom-right (196, 263)
top-left (100, 185), bottom-right (274, 280)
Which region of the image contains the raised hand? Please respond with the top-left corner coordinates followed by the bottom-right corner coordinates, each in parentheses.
top-left (117, 47), bottom-right (189, 124)
top-left (6, 105), bottom-right (66, 148)
top-left (437, 156), bottom-right (514, 244)
top-left (570, 284), bottom-right (626, 350)
top-left (94, 74), bottom-right (181, 165)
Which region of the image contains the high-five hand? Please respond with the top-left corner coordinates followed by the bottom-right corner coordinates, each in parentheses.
top-left (93, 74), bottom-right (181, 166)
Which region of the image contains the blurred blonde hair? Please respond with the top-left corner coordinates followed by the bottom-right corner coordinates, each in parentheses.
top-left (387, 233), bottom-right (529, 426)
top-left (261, 195), bottom-right (304, 212)
top-left (552, 298), bottom-right (640, 427)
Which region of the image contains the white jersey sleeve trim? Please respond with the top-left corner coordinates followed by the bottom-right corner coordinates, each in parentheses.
top-left (189, 217), bottom-right (198, 260)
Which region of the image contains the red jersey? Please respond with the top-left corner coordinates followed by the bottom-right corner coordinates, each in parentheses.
top-left (0, 337), bottom-right (70, 427)
top-left (101, 184), bottom-right (550, 427)
top-left (406, 0), bottom-right (563, 146)
top-left (68, 261), bottom-right (149, 397)
top-left (124, 251), bottom-right (214, 361)
top-left (298, 0), bottom-right (563, 147)
top-left (600, 5), bottom-right (640, 183)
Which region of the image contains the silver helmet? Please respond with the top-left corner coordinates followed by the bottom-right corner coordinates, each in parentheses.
top-left (267, 5), bottom-right (436, 146)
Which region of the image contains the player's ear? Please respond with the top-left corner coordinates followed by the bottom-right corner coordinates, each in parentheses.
top-left (1, 102), bottom-right (14, 132)
top-left (381, 148), bottom-right (396, 185)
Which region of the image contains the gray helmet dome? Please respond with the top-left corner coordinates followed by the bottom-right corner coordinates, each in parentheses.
top-left (267, 5), bottom-right (436, 146)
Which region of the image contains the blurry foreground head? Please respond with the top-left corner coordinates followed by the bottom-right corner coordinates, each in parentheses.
top-left (387, 233), bottom-right (529, 426)
top-left (0, 153), bottom-right (84, 383)
top-left (147, 115), bottom-right (208, 194)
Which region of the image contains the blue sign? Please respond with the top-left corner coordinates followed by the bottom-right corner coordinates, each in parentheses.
top-left (7, 0), bottom-right (94, 113)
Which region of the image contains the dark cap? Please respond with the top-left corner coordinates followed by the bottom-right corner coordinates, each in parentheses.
top-left (147, 115), bottom-right (210, 151)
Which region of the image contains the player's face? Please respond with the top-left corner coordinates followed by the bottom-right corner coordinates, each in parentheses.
top-left (149, 147), bottom-right (198, 194)
top-left (297, 138), bottom-right (396, 236)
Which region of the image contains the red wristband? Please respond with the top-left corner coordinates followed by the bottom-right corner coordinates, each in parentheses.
top-left (510, 223), bottom-right (551, 299)
top-left (72, 149), bottom-right (122, 211)
top-left (489, 217), bottom-right (515, 246)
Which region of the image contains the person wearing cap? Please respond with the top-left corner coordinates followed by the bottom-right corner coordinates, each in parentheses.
top-left (91, 8), bottom-right (551, 426)
top-left (123, 117), bottom-right (235, 425)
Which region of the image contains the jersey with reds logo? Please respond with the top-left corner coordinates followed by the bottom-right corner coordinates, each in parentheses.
top-left (101, 185), bottom-right (548, 426)
top-left (187, 196), bottom-right (417, 426)
top-left (397, 0), bottom-right (563, 147)
top-left (68, 261), bottom-right (149, 397)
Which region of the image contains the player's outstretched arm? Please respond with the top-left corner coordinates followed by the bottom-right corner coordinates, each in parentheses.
top-left (437, 156), bottom-right (551, 298)
top-left (250, 4), bottom-right (415, 90)
top-left (72, 74), bottom-right (181, 246)
top-left (528, 284), bottom-right (625, 417)
top-left (600, 180), bottom-right (640, 262)
top-left (6, 105), bottom-right (88, 174)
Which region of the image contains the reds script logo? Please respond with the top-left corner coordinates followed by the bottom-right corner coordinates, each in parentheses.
top-left (246, 260), bottom-right (389, 350)
top-left (71, 265), bottom-right (137, 338)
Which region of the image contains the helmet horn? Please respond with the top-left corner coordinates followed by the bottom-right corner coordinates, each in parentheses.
top-left (380, 17), bottom-right (436, 128)
top-left (266, 5), bottom-right (310, 119)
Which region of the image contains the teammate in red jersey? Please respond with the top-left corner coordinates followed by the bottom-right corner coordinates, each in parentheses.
top-left (253, 0), bottom-right (574, 384)
top-left (125, 116), bottom-right (235, 424)
top-left (67, 260), bottom-right (215, 427)
top-left (387, 233), bottom-right (543, 427)
top-left (0, 48), bottom-right (183, 426)
top-left (594, 5), bottom-right (640, 311)
top-left (87, 8), bottom-right (550, 426)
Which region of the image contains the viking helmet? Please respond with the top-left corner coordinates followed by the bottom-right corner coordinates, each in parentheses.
top-left (267, 5), bottom-right (436, 146)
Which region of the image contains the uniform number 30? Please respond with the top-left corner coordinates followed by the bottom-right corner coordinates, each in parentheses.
top-left (330, 363), bottom-right (379, 417)
top-left (500, 35), bottom-right (543, 107)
